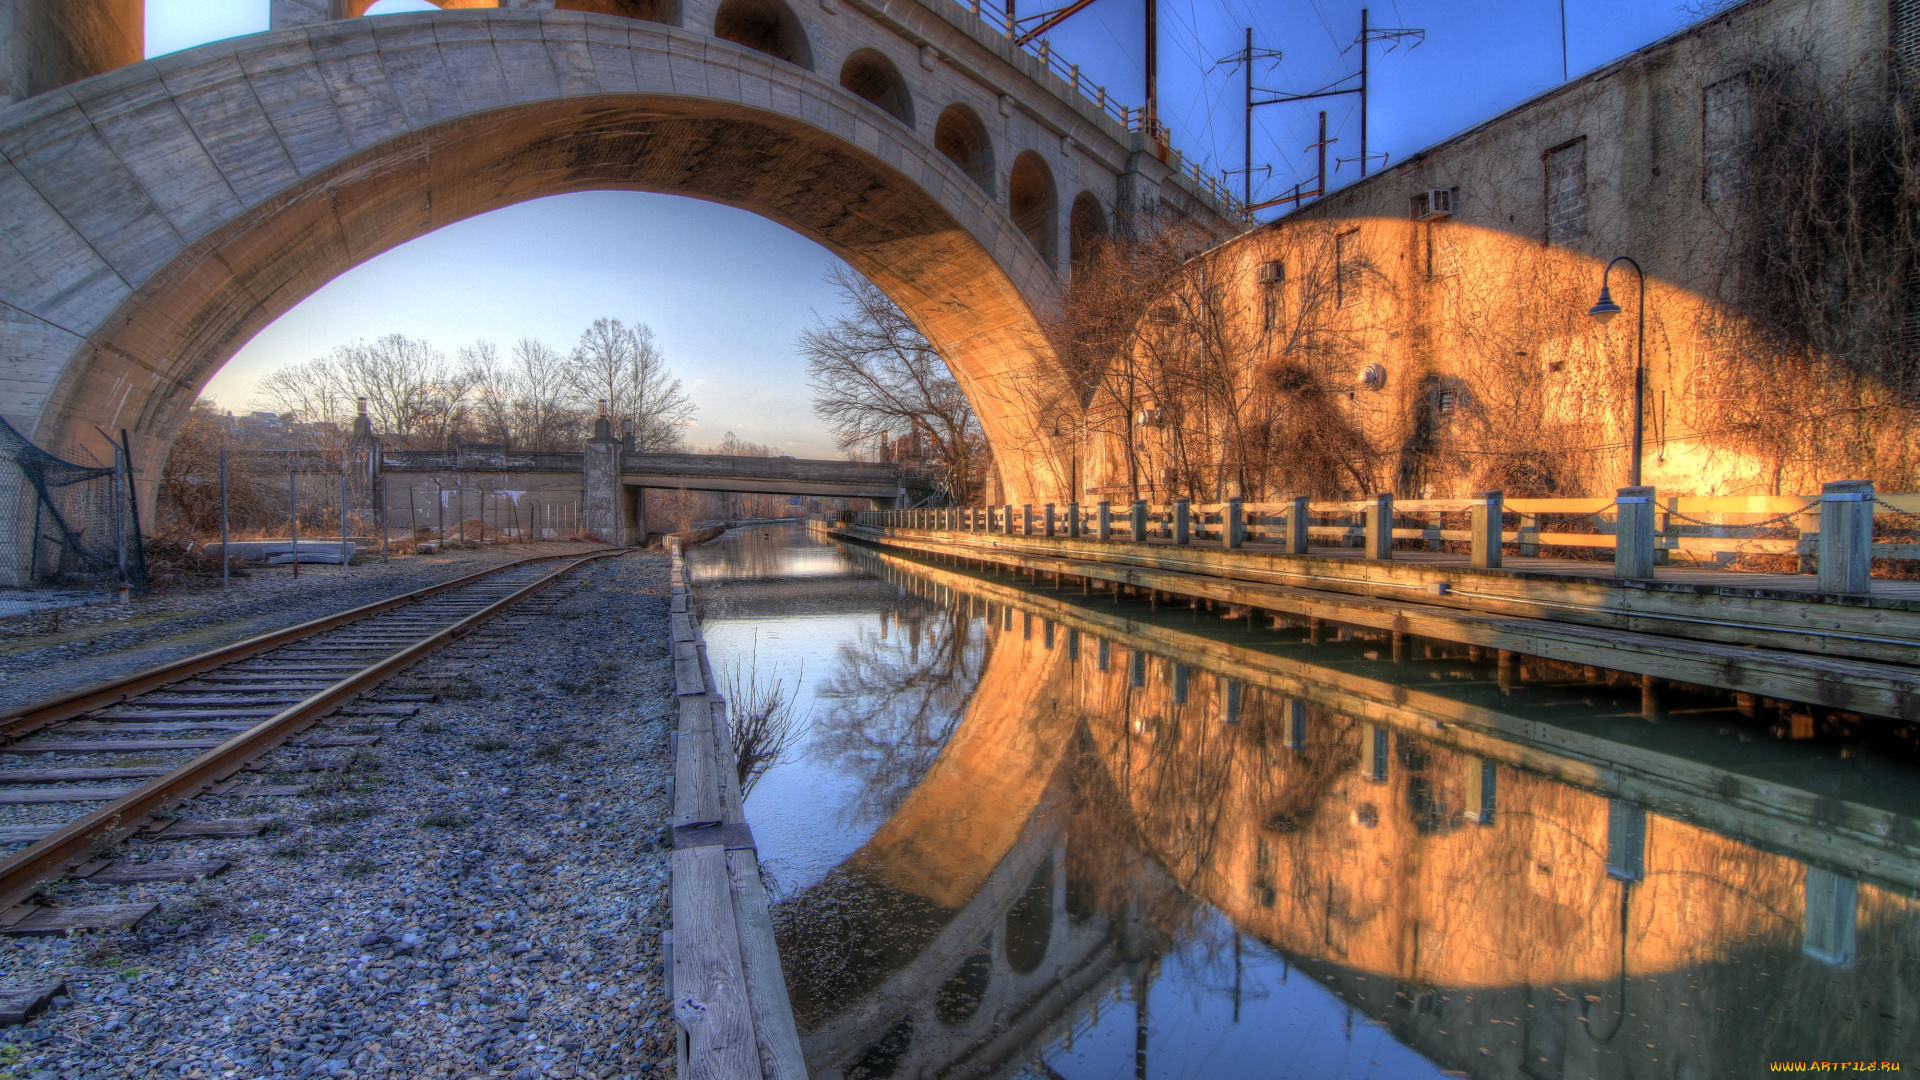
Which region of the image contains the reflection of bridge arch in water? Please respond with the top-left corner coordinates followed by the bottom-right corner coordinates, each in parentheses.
top-left (785, 544), bottom-right (1920, 1076)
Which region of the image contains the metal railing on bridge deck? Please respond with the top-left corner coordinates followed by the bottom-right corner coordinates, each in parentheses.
top-left (944, 0), bottom-right (1246, 217)
top-left (844, 482), bottom-right (1917, 596)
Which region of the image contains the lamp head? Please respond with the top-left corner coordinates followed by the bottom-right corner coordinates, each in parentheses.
top-left (1588, 286), bottom-right (1622, 325)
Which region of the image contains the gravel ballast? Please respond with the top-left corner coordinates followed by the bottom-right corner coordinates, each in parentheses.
top-left (0, 545), bottom-right (601, 715)
top-left (0, 551), bottom-right (678, 1080)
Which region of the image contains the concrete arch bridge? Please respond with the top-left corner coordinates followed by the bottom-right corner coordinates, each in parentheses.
top-left (0, 0), bottom-right (1242, 575)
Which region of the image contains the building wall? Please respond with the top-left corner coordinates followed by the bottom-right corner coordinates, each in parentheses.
top-left (1083, 0), bottom-right (1918, 503)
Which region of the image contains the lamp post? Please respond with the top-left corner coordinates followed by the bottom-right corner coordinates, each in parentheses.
top-left (1587, 255), bottom-right (1647, 486)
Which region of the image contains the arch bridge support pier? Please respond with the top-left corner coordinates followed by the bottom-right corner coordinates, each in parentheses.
top-left (582, 431), bottom-right (639, 546)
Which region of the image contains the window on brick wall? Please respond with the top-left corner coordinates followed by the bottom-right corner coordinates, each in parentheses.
top-left (1544, 138), bottom-right (1588, 245)
top-left (1704, 75), bottom-right (1755, 202)
top-left (1336, 231), bottom-right (1361, 308)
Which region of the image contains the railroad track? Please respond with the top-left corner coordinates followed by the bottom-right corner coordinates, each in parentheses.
top-left (0, 548), bottom-right (622, 937)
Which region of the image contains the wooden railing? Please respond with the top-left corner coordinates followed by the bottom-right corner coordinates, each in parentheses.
top-left (847, 482), bottom-right (1917, 596)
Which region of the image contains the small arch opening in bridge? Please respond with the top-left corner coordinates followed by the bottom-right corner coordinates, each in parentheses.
top-left (1009, 151), bottom-right (1058, 266)
top-left (557, 0), bottom-right (681, 25)
top-left (840, 49), bottom-right (914, 127)
top-left (1069, 191), bottom-right (1108, 279)
top-left (934, 942), bottom-right (993, 1025)
top-left (935, 104), bottom-right (995, 195)
top-left (358, 0), bottom-right (466, 14)
top-left (1004, 857), bottom-right (1053, 974)
top-left (713, 0), bottom-right (814, 69)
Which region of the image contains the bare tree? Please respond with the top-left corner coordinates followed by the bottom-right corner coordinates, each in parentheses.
top-left (255, 359), bottom-right (350, 427)
top-left (511, 337), bottom-right (578, 451)
top-left (802, 266), bottom-right (990, 503)
top-left (565, 317), bottom-right (695, 452)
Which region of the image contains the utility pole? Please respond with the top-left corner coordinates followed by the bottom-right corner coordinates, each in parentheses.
top-left (1359, 8), bottom-right (1370, 177)
top-left (1235, 9), bottom-right (1420, 206)
top-left (1144, 0), bottom-right (1157, 137)
top-left (1215, 29), bottom-right (1281, 204)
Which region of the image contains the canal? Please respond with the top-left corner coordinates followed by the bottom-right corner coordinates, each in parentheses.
top-left (689, 523), bottom-right (1920, 1079)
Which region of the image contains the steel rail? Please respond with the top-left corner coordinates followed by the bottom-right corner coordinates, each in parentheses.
top-left (0, 549), bottom-right (625, 914)
top-left (0, 548), bottom-right (614, 741)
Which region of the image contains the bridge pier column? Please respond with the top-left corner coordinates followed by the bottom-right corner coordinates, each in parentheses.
top-left (582, 430), bottom-right (629, 546)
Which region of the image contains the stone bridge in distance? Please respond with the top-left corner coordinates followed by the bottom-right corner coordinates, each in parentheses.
top-left (0, 0), bottom-right (1243, 580)
top-left (378, 437), bottom-right (911, 544)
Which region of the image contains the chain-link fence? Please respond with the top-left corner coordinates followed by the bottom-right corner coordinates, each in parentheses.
top-left (2, 417), bottom-right (142, 617)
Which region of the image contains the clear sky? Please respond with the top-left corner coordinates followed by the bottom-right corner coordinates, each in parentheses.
top-left (148, 0), bottom-right (1706, 453)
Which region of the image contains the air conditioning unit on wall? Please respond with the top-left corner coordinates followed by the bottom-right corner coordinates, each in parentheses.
top-left (1256, 261), bottom-right (1284, 284)
top-left (1412, 188), bottom-right (1455, 221)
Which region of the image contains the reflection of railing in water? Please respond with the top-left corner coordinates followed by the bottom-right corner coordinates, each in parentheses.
top-left (797, 536), bottom-right (1917, 1075)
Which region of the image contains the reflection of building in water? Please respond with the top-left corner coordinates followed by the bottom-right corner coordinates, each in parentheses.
top-left (776, 551), bottom-right (1919, 1077)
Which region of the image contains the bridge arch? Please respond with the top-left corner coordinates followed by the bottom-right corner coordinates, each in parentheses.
top-left (0, 9), bottom-right (1095, 537)
top-left (712, 0), bottom-right (813, 69)
top-left (933, 103), bottom-right (994, 195)
top-left (839, 47), bottom-right (912, 127)
top-left (1008, 150), bottom-right (1057, 265)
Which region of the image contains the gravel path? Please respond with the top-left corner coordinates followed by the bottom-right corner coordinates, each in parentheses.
top-left (0, 545), bottom-right (604, 715)
top-left (0, 551), bottom-right (678, 1080)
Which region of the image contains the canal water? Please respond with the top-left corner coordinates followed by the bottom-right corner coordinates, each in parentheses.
top-left (689, 523), bottom-right (1920, 1079)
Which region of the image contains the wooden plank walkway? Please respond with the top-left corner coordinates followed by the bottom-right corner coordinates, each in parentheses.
top-left (826, 523), bottom-right (1920, 722)
top-left (666, 539), bottom-right (809, 1080)
top-left (832, 524), bottom-right (1920, 664)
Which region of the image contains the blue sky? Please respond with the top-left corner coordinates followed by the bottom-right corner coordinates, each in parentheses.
top-left (149, 0), bottom-right (1704, 453)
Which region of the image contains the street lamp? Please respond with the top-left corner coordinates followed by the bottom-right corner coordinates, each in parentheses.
top-left (1588, 255), bottom-right (1647, 486)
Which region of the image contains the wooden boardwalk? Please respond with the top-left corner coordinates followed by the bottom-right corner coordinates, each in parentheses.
top-left (828, 523), bottom-right (1920, 722)
top-left (666, 541), bottom-right (808, 1080)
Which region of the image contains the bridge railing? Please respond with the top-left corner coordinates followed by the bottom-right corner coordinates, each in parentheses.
top-left (949, 0), bottom-right (1245, 216)
top-left (846, 483), bottom-right (1918, 595)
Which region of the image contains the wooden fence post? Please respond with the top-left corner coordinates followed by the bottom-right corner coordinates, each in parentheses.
top-left (1615, 485), bottom-right (1656, 579)
top-left (1174, 498), bottom-right (1191, 545)
top-left (1285, 495), bottom-right (1309, 554)
top-left (1518, 512), bottom-right (1540, 557)
top-left (1471, 490), bottom-right (1502, 568)
top-left (1364, 493), bottom-right (1394, 560)
top-left (1067, 502), bottom-right (1081, 538)
top-left (1097, 501), bottom-right (1111, 540)
top-left (1130, 500), bottom-right (1148, 542)
top-left (1818, 480), bottom-right (1874, 595)
top-left (1226, 498), bottom-right (1244, 550)
top-left (1022, 504), bottom-right (1034, 536)
top-left (1044, 503), bottom-right (1056, 537)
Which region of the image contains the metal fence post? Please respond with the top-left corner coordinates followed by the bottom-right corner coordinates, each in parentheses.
top-left (289, 471), bottom-right (299, 580)
top-left (219, 450), bottom-right (229, 591)
top-left (1615, 485), bottom-right (1656, 579)
top-left (340, 473), bottom-right (349, 565)
top-left (1818, 479), bottom-right (1874, 595)
top-left (1365, 493), bottom-right (1394, 560)
top-left (1097, 501), bottom-right (1112, 541)
top-left (1130, 500), bottom-right (1147, 542)
top-left (1471, 490), bottom-right (1503, 568)
top-left (1226, 498), bottom-right (1244, 550)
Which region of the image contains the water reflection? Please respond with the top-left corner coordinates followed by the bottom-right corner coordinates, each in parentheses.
top-left (690, 525), bottom-right (1920, 1079)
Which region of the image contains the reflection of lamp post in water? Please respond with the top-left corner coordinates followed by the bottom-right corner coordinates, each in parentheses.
top-left (1587, 256), bottom-right (1648, 486)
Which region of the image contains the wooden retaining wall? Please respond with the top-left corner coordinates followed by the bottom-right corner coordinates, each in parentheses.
top-left (666, 539), bottom-right (808, 1080)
